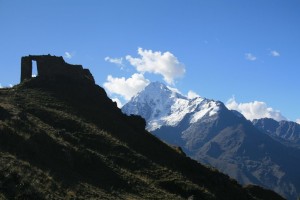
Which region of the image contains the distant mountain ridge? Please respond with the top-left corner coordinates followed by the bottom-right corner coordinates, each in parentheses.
top-left (122, 82), bottom-right (300, 199)
top-left (253, 118), bottom-right (300, 148)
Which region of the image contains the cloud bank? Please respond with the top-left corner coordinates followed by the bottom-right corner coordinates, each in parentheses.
top-left (103, 73), bottom-right (150, 101)
top-left (226, 97), bottom-right (286, 121)
top-left (126, 48), bottom-right (185, 85)
top-left (296, 119), bottom-right (300, 125)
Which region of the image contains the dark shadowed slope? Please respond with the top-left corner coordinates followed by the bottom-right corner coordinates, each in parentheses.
top-left (0, 74), bottom-right (284, 199)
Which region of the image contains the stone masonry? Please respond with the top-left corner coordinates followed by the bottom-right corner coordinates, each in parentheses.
top-left (20, 55), bottom-right (95, 83)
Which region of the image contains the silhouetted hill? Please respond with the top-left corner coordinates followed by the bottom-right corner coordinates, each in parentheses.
top-left (0, 60), bottom-right (284, 199)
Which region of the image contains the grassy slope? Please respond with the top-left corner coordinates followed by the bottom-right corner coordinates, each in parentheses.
top-left (0, 77), bottom-right (284, 200)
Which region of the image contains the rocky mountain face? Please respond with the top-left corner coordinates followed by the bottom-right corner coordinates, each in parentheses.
top-left (253, 118), bottom-right (300, 148)
top-left (0, 57), bottom-right (284, 200)
top-left (122, 82), bottom-right (300, 199)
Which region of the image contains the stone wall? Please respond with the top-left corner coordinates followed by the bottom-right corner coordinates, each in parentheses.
top-left (21, 57), bottom-right (33, 82)
top-left (20, 55), bottom-right (95, 83)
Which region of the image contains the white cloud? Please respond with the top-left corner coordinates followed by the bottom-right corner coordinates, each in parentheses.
top-left (187, 90), bottom-right (200, 99)
top-left (64, 52), bottom-right (73, 59)
top-left (112, 98), bottom-right (123, 108)
top-left (245, 53), bottom-right (257, 61)
top-left (0, 83), bottom-right (13, 88)
top-left (166, 86), bottom-right (182, 94)
top-left (103, 73), bottom-right (150, 101)
top-left (126, 48), bottom-right (185, 85)
top-left (296, 119), bottom-right (300, 125)
top-left (226, 97), bottom-right (286, 121)
top-left (105, 56), bottom-right (124, 68)
top-left (270, 50), bottom-right (280, 57)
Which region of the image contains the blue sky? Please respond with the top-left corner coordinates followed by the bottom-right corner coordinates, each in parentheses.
top-left (0, 0), bottom-right (299, 122)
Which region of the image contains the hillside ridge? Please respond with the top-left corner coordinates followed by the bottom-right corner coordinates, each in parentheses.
top-left (0, 56), bottom-right (284, 199)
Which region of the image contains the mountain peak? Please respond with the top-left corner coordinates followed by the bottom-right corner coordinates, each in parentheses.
top-left (122, 82), bottom-right (222, 131)
top-left (146, 81), bottom-right (166, 89)
top-left (132, 81), bottom-right (186, 101)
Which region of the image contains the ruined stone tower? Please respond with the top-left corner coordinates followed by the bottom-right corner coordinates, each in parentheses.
top-left (20, 55), bottom-right (95, 83)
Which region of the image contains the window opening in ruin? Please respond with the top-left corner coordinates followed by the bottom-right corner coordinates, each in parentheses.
top-left (32, 61), bottom-right (37, 77)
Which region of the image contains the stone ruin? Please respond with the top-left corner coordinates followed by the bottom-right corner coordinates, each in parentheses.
top-left (20, 55), bottom-right (95, 83)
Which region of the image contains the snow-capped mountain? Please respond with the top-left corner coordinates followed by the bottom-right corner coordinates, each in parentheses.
top-left (122, 82), bottom-right (222, 131)
top-left (122, 82), bottom-right (300, 200)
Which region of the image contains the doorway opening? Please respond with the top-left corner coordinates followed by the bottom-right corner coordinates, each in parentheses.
top-left (32, 61), bottom-right (37, 77)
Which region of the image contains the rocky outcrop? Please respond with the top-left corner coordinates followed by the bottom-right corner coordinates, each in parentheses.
top-left (20, 55), bottom-right (94, 83)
